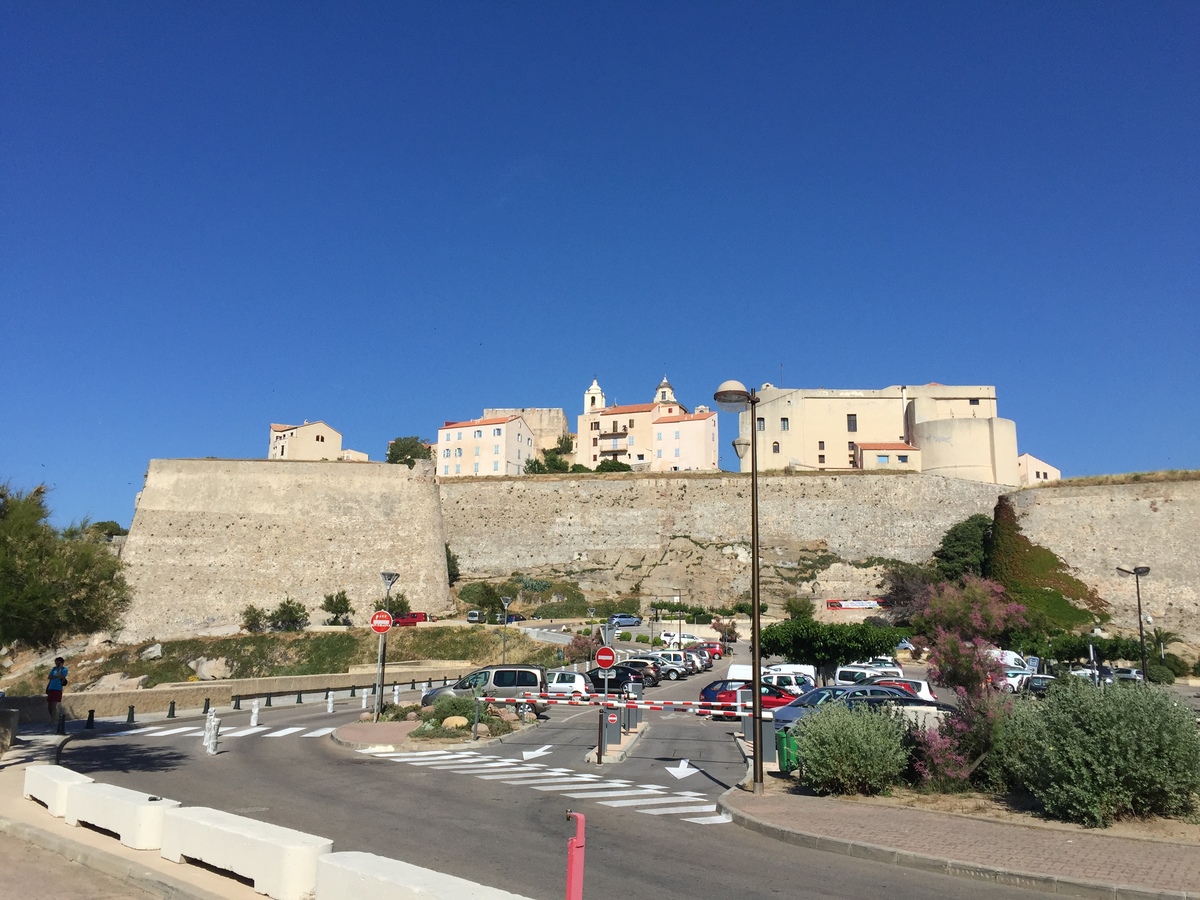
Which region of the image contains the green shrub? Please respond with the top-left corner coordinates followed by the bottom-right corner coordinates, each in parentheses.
top-left (619, 631), bottom-right (632, 642)
top-left (1192, 659), bottom-right (1200, 678)
top-left (1163, 653), bottom-right (1190, 678)
top-left (580, 627), bottom-right (592, 636)
top-left (432, 695), bottom-right (479, 723)
top-left (1147, 664), bottom-right (1175, 685)
top-left (635, 633), bottom-right (649, 644)
top-left (652, 637), bottom-right (664, 647)
top-left (994, 677), bottom-right (1200, 826)
top-left (791, 703), bottom-right (907, 796)
top-left (268, 599), bottom-right (310, 632)
top-left (483, 715), bottom-right (513, 736)
top-left (240, 605), bottom-right (267, 633)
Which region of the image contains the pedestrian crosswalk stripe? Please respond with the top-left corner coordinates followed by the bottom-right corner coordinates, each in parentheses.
top-left (475, 767), bottom-right (563, 780)
top-left (531, 779), bottom-right (629, 792)
top-left (302, 728), bottom-right (335, 737)
top-left (562, 788), bottom-right (665, 799)
top-left (638, 804), bottom-right (717, 816)
top-left (265, 727), bottom-right (305, 738)
top-left (683, 813), bottom-right (733, 825)
top-left (599, 796), bottom-right (692, 808)
top-left (153, 727), bottom-right (198, 736)
top-left (225, 726), bottom-right (270, 737)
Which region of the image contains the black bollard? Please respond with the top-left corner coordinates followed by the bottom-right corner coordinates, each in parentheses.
top-left (265, 694), bottom-right (272, 707)
top-left (233, 695), bottom-right (241, 710)
top-left (324, 688), bottom-right (330, 700)
top-left (56, 712), bottom-right (66, 735)
top-left (350, 685), bottom-right (356, 697)
top-left (443, 675), bottom-right (448, 686)
top-left (410, 679), bottom-right (416, 690)
top-left (296, 691), bottom-right (303, 704)
top-left (85, 710), bottom-right (95, 729)
top-left (203, 698), bottom-right (210, 715)
top-left (167, 700), bottom-right (176, 718)
top-left (126, 705), bottom-right (135, 725)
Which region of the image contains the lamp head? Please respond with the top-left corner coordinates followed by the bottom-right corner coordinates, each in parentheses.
top-left (732, 436), bottom-right (751, 460)
top-left (714, 379), bottom-right (751, 413)
top-left (1134, 566), bottom-right (1150, 576)
top-left (380, 571), bottom-right (400, 588)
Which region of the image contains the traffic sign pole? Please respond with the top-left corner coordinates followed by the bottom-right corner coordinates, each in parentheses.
top-left (370, 608), bottom-right (394, 723)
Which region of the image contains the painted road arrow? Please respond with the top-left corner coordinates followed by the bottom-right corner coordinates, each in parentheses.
top-left (665, 758), bottom-right (698, 779)
top-left (521, 745), bottom-right (554, 761)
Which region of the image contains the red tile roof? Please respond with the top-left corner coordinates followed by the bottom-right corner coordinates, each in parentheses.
top-left (600, 403), bottom-right (657, 416)
top-left (655, 411), bottom-right (716, 424)
top-left (439, 415), bottom-right (521, 430)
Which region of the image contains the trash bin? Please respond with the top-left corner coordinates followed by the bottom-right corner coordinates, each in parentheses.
top-left (776, 728), bottom-right (800, 775)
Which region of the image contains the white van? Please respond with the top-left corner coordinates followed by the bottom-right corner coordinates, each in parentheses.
top-left (988, 649), bottom-right (1031, 671)
top-left (766, 663), bottom-right (818, 682)
top-left (834, 665), bottom-right (888, 685)
top-left (659, 632), bottom-right (701, 648)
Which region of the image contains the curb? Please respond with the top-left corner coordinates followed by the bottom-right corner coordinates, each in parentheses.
top-left (716, 737), bottom-right (1193, 900)
top-left (330, 718), bottom-right (541, 753)
top-left (584, 724), bottom-right (648, 764)
top-left (0, 814), bottom-right (227, 900)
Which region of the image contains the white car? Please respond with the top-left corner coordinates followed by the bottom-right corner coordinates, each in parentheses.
top-left (659, 631), bottom-right (702, 648)
top-left (997, 669), bottom-right (1029, 693)
top-left (546, 670), bottom-right (591, 697)
top-left (762, 672), bottom-right (814, 695)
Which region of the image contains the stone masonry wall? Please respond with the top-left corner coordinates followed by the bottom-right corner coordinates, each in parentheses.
top-left (439, 472), bottom-right (1005, 609)
top-left (119, 459), bottom-right (450, 642)
top-left (1007, 481), bottom-right (1200, 646)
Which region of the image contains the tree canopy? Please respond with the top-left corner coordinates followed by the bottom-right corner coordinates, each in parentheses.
top-left (932, 513), bottom-right (992, 581)
top-left (386, 436), bottom-right (432, 468)
top-left (760, 618), bottom-right (905, 675)
top-left (0, 484), bottom-right (131, 649)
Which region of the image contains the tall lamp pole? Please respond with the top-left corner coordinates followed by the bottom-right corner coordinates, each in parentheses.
top-left (501, 596), bottom-right (513, 664)
top-left (1116, 566), bottom-right (1150, 681)
top-left (376, 571), bottom-right (400, 722)
top-left (715, 380), bottom-right (764, 794)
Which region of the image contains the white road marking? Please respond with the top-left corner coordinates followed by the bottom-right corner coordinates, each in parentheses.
top-left (264, 727), bottom-right (305, 738)
top-left (638, 804), bottom-right (718, 816)
top-left (117, 726), bottom-right (164, 735)
top-left (475, 767), bottom-right (569, 780)
top-left (224, 726), bottom-right (270, 737)
top-left (302, 727), bottom-right (336, 737)
top-left (531, 780), bottom-right (629, 792)
top-left (561, 788), bottom-right (665, 799)
top-left (150, 727), bottom-right (198, 736)
top-left (598, 796), bottom-right (692, 807)
top-left (683, 813), bottom-right (732, 824)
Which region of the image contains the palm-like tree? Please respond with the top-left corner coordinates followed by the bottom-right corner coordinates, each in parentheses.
top-left (1150, 627), bottom-right (1181, 654)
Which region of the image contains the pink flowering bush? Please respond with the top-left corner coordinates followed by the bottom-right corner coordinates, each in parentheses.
top-left (911, 688), bottom-right (1014, 791)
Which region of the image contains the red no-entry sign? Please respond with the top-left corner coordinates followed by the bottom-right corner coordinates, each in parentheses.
top-left (607, 713), bottom-right (618, 724)
top-left (595, 646), bottom-right (616, 669)
top-left (370, 610), bottom-right (393, 634)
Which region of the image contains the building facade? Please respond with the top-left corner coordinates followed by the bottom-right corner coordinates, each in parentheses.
top-left (267, 421), bottom-right (368, 461)
top-left (1018, 453), bottom-right (1061, 486)
top-left (482, 407), bottom-right (569, 454)
top-left (733, 383), bottom-right (1029, 486)
top-left (437, 414), bottom-right (534, 478)
top-left (574, 377), bottom-right (719, 472)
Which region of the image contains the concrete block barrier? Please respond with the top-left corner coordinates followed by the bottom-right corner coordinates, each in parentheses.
top-left (63, 781), bottom-right (181, 850)
top-left (22, 765), bottom-right (94, 817)
top-left (316, 851), bottom-right (536, 900)
top-left (160, 806), bottom-right (333, 900)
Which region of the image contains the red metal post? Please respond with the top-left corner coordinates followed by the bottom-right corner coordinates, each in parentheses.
top-left (565, 809), bottom-right (586, 900)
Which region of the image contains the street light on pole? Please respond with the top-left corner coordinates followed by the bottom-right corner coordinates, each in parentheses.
top-left (376, 571), bottom-right (400, 722)
top-left (714, 379), bottom-right (764, 795)
top-left (1116, 566), bottom-right (1151, 682)
top-left (501, 596), bottom-right (513, 664)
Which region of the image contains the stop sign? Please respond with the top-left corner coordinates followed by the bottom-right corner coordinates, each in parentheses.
top-left (595, 646), bottom-right (616, 669)
top-left (370, 610), bottom-right (393, 634)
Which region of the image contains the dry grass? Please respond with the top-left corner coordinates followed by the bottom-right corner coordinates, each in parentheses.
top-left (1038, 470), bottom-right (1200, 488)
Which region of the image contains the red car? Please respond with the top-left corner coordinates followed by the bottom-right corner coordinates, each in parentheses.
top-left (687, 641), bottom-right (727, 660)
top-left (393, 612), bottom-right (434, 627)
top-left (710, 682), bottom-right (794, 720)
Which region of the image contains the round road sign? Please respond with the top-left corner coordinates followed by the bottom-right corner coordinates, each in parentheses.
top-left (595, 646), bottom-right (617, 669)
top-left (370, 610), bottom-right (393, 634)
top-left (607, 713), bottom-right (618, 725)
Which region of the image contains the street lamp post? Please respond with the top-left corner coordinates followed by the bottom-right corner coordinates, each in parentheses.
top-left (376, 571), bottom-right (400, 722)
top-left (715, 379), bottom-right (764, 794)
top-left (1116, 566), bottom-right (1150, 681)
top-left (501, 596), bottom-right (513, 664)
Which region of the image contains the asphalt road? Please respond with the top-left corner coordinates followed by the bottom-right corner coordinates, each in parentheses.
top-left (56, 668), bottom-right (1056, 900)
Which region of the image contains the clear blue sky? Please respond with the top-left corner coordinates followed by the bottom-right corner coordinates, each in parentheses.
top-left (3, 3), bottom-right (1197, 528)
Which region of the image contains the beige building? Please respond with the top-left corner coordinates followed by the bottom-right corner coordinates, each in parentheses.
top-left (267, 421), bottom-right (368, 462)
top-left (575, 377), bottom-right (719, 472)
top-left (483, 407), bottom-right (569, 454)
top-left (437, 414), bottom-right (534, 478)
top-left (733, 383), bottom-right (1027, 486)
top-left (1018, 453), bottom-right (1061, 486)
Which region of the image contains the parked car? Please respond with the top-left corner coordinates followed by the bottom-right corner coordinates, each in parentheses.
top-left (620, 658), bottom-right (661, 687)
top-left (503, 613), bottom-right (527, 624)
top-left (711, 682), bottom-right (796, 720)
top-left (1113, 667), bottom-right (1143, 682)
top-left (766, 663), bottom-right (817, 682)
top-left (1067, 665), bottom-right (1113, 685)
top-left (699, 679), bottom-right (748, 705)
top-left (772, 685), bottom-right (916, 731)
top-left (996, 668), bottom-right (1030, 693)
top-left (761, 672), bottom-right (815, 695)
top-left (684, 650), bottom-right (709, 672)
top-left (688, 641), bottom-right (726, 660)
top-left (608, 613), bottom-right (643, 627)
top-left (634, 654), bottom-right (687, 681)
top-left (833, 665), bottom-right (893, 685)
top-left (422, 665), bottom-right (548, 714)
top-left (659, 631), bottom-right (702, 648)
top-left (647, 651), bottom-right (693, 677)
top-left (546, 670), bottom-right (592, 697)
top-left (1022, 674), bottom-right (1057, 698)
top-left (466, 610), bottom-right (484, 624)
top-left (584, 665), bottom-right (644, 694)
top-left (393, 611), bottom-right (432, 627)
top-left (861, 676), bottom-right (938, 703)
top-left (849, 658), bottom-right (904, 677)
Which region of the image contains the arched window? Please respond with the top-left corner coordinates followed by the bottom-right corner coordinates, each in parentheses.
top-left (772, 442), bottom-right (780, 453)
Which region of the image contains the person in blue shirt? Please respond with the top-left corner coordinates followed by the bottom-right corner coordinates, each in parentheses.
top-left (46, 657), bottom-right (68, 722)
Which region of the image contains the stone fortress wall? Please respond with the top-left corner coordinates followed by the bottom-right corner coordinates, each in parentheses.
top-left (117, 460), bottom-right (1200, 647)
top-left (1006, 480), bottom-right (1200, 644)
top-left (119, 459), bottom-right (450, 642)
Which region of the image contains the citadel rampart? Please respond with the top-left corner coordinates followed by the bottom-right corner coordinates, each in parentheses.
top-left (1006, 480), bottom-right (1200, 642)
top-left (119, 459), bottom-right (450, 642)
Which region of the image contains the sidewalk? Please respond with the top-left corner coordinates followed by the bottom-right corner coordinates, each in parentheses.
top-left (719, 760), bottom-right (1200, 898)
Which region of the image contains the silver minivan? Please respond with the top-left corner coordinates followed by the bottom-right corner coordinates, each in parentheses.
top-left (422, 665), bottom-right (548, 714)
